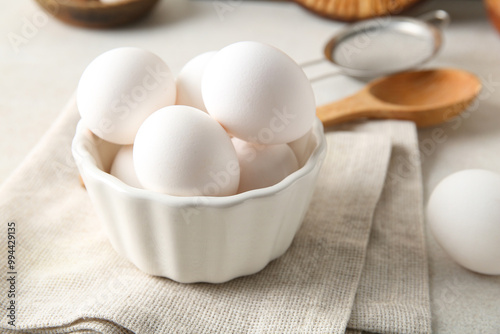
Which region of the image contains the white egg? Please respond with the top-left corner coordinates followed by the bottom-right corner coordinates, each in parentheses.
top-left (133, 105), bottom-right (240, 196)
top-left (287, 125), bottom-right (315, 167)
top-left (77, 47), bottom-right (176, 145)
top-left (176, 51), bottom-right (217, 112)
top-left (202, 41), bottom-right (316, 145)
top-left (426, 169), bottom-right (500, 275)
top-left (110, 145), bottom-right (142, 188)
top-left (232, 137), bottom-right (299, 193)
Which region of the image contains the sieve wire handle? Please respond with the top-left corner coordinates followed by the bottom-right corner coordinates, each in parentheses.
top-left (418, 10), bottom-right (450, 30)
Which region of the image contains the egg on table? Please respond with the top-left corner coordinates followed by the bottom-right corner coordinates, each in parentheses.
top-left (202, 41), bottom-right (316, 145)
top-left (176, 51), bottom-right (217, 112)
top-left (109, 145), bottom-right (142, 188)
top-left (133, 105), bottom-right (240, 196)
top-left (426, 169), bottom-right (500, 275)
top-left (232, 137), bottom-right (299, 193)
top-left (77, 47), bottom-right (176, 145)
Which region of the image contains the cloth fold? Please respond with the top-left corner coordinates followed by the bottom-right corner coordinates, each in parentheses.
top-left (0, 98), bottom-right (430, 333)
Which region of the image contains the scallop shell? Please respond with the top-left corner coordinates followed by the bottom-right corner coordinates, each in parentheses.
top-left (295, 0), bottom-right (423, 21)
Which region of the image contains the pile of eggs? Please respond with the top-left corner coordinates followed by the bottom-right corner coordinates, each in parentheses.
top-left (77, 41), bottom-right (316, 196)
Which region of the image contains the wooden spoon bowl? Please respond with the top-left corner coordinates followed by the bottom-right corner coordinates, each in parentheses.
top-left (34, 0), bottom-right (160, 28)
top-left (317, 68), bottom-right (482, 127)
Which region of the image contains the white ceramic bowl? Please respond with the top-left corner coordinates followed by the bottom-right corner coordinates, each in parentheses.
top-left (72, 118), bottom-right (326, 283)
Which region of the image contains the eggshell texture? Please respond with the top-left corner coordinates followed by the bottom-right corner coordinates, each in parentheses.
top-left (133, 105), bottom-right (240, 196)
top-left (77, 47), bottom-right (176, 145)
top-left (110, 145), bottom-right (142, 188)
top-left (202, 41), bottom-right (316, 145)
top-left (426, 169), bottom-right (500, 275)
top-left (232, 137), bottom-right (299, 193)
top-left (176, 51), bottom-right (217, 112)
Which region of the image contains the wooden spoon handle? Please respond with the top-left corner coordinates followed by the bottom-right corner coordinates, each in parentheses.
top-left (316, 95), bottom-right (377, 127)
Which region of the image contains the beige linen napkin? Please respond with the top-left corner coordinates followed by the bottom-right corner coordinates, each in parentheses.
top-left (0, 97), bottom-right (430, 334)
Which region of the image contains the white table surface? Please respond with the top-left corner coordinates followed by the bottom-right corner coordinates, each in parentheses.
top-left (1, 0), bottom-right (499, 332)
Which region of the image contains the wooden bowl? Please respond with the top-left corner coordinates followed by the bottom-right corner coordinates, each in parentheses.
top-left (34, 0), bottom-right (161, 28)
top-left (294, 0), bottom-right (424, 22)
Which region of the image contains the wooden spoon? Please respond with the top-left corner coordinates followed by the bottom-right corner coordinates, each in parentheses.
top-left (317, 68), bottom-right (482, 127)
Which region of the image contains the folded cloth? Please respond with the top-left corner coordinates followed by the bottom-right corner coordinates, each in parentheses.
top-left (0, 97), bottom-right (431, 334)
